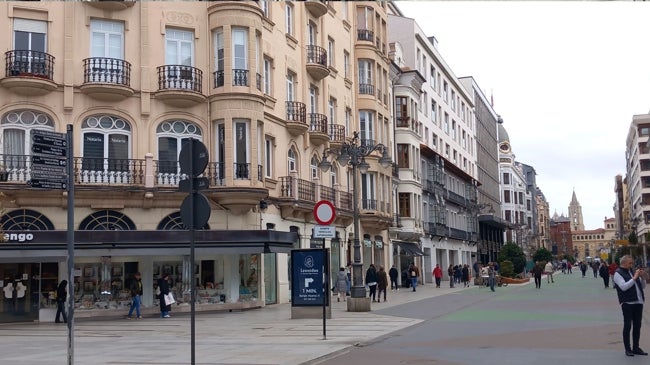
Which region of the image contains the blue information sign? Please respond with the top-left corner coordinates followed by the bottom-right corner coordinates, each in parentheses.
top-left (291, 249), bottom-right (325, 306)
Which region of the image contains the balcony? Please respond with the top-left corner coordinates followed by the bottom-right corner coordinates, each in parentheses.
top-left (328, 124), bottom-right (345, 148)
top-left (308, 113), bottom-right (328, 146)
top-left (357, 29), bottom-right (374, 42)
top-left (278, 176), bottom-right (352, 224)
top-left (86, 0), bottom-right (136, 11)
top-left (304, 0), bottom-right (328, 18)
top-left (305, 45), bottom-right (329, 81)
top-left (1, 50), bottom-right (57, 96)
top-left (360, 198), bottom-right (392, 230)
top-left (285, 101), bottom-right (308, 136)
top-left (80, 57), bottom-right (133, 101)
top-left (213, 70), bottom-right (224, 88)
top-left (359, 83), bottom-right (374, 95)
top-left (446, 190), bottom-right (468, 207)
top-left (396, 116), bottom-right (410, 128)
top-left (155, 65), bottom-right (205, 107)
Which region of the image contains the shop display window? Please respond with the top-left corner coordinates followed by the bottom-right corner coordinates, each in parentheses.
top-left (74, 259), bottom-right (129, 310)
top-left (239, 254), bottom-right (259, 302)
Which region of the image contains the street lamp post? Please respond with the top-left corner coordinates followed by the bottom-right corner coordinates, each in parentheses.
top-left (319, 132), bottom-right (392, 307)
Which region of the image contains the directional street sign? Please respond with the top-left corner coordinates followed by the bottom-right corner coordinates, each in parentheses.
top-left (31, 164), bottom-right (67, 176)
top-left (31, 155), bottom-right (67, 167)
top-left (32, 134), bottom-right (67, 148)
top-left (31, 130), bottom-right (66, 140)
top-left (32, 144), bottom-right (67, 157)
top-left (314, 225), bottom-right (336, 238)
top-left (28, 179), bottom-right (67, 190)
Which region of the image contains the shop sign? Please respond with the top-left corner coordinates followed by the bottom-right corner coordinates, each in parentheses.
top-left (291, 249), bottom-right (325, 306)
top-left (3, 233), bottom-right (34, 243)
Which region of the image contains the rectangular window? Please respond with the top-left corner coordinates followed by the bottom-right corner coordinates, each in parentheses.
top-left (359, 110), bottom-right (374, 143)
top-left (233, 120), bottom-right (249, 179)
top-left (399, 192), bottom-right (411, 217)
top-left (429, 65), bottom-right (435, 89)
top-left (519, 192), bottom-right (524, 204)
top-left (232, 28), bottom-right (247, 70)
top-left (259, 0), bottom-right (269, 17)
top-left (165, 28), bottom-right (193, 66)
top-left (13, 18), bottom-right (47, 75)
top-left (265, 137), bottom-right (273, 178)
top-left (397, 144), bottom-right (409, 168)
top-left (358, 59), bottom-right (372, 85)
top-left (395, 96), bottom-right (408, 126)
top-left (327, 37), bottom-right (334, 67)
top-left (343, 50), bottom-right (350, 79)
top-left (286, 72), bottom-right (295, 101)
top-left (503, 172), bottom-right (510, 184)
top-left (328, 98), bottom-right (336, 124)
top-left (158, 137), bottom-right (178, 174)
top-left (451, 91), bottom-right (456, 111)
top-left (285, 4), bottom-right (294, 36)
top-left (505, 210), bottom-right (511, 222)
top-left (504, 190), bottom-right (511, 203)
top-left (451, 120), bottom-right (457, 140)
top-left (443, 81), bottom-right (448, 103)
top-left (90, 19), bottom-right (124, 59)
top-left (444, 114), bottom-right (449, 134)
top-left (345, 108), bottom-right (351, 134)
top-left (361, 173), bottom-right (376, 210)
top-left (263, 58), bottom-right (272, 95)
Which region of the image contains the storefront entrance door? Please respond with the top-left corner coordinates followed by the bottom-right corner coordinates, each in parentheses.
top-left (0, 263), bottom-right (40, 323)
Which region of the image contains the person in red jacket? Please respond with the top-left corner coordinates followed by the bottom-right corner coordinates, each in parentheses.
top-left (432, 264), bottom-right (443, 288)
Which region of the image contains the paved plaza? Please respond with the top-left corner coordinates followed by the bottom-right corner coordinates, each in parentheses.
top-left (0, 272), bottom-right (647, 365)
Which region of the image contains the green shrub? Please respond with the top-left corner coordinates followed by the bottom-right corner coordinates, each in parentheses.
top-left (500, 260), bottom-right (515, 278)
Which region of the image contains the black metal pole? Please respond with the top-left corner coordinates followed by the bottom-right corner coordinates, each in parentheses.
top-left (351, 162), bottom-right (364, 298)
top-left (66, 124), bottom-right (74, 365)
top-left (322, 240), bottom-right (327, 340)
top-left (189, 138), bottom-right (196, 365)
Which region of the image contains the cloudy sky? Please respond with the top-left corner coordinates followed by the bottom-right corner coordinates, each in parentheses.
top-left (396, 1), bottom-right (649, 230)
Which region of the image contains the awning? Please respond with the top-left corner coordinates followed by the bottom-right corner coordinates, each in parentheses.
top-left (393, 241), bottom-right (425, 256)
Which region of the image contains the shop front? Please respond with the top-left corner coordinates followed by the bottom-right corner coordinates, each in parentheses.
top-left (0, 230), bottom-right (297, 323)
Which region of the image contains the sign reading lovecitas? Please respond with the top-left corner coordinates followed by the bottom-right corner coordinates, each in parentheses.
top-left (291, 249), bottom-right (325, 306)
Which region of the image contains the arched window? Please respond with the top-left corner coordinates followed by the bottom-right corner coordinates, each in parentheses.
top-left (1, 110), bottom-right (55, 169)
top-left (81, 115), bottom-right (132, 172)
top-left (157, 211), bottom-right (209, 230)
top-left (330, 165), bottom-right (338, 187)
top-left (288, 147), bottom-right (297, 172)
top-left (157, 120), bottom-right (202, 174)
top-left (1, 209), bottom-right (54, 230)
top-left (79, 210), bottom-right (136, 230)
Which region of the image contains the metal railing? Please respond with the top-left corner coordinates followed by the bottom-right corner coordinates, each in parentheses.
top-left (320, 185), bottom-right (336, 203)
top-left (396, 116), bottom-right (410, 128)
top-left (357, 29), bottom-right (374, 42)
top-left (306, 45), bottom-right (327, 66)
top-left (339, 191), bottom-right (352, 210)
top-left (5, 50), bottom-right (55, 80)
top-left (362, 199), bottom-right (377, 210)
top-left (156, 65), bottom-right (202, 93)
top-left (328, 124), bottom-right (345, 144)
top-left (359, 83), bottom-right (374, 95)
top-left (83, 57), bottom-right (131, 86)
top-left (233, 69), bottom-right (249, 86)
top-left (234, 162), bottom-right (250, 180)
top-left (286, 101), bottom-right (306, 123)
top-left (214, 70), bottom-right (224, 88)
top-left (309, 113), bottom-right (328, 134)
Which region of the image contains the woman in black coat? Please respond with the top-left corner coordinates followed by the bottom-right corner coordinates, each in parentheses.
top-left (158, 273), bottom-right (171, 318)
top-left (55, 280), bottom-right (67, 323)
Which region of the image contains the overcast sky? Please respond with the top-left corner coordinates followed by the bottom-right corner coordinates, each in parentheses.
top-left (395, 1), bottom-right (649, 230)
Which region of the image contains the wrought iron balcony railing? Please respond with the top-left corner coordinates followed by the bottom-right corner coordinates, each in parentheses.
top-left (83, 57), bottom-right (131, 86)
top-left (308, 113), bottom-right (328, 134)
top-left (359, 83), bottom-right (374, 95)
top-left (5, 50), bottom-right (55, 80)
top-left (286, 101), bottom-right (306, 123)
top-left (357, 29), bottom-right (374, 42)
top-left (328, 124), bottom-right (345, 144)
top-left (214, 70), bottom-right (224, 88)
top-left (233, 69), bottom-right (249, 86)
top-left (306, 45), bottom-right (327, 66)
top-left (156, 65), bottom-right (202, 92)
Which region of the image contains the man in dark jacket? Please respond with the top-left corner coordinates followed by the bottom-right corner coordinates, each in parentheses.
top-left (614, 255), bottom-right (647, 357)
top-left (126, 272), bottom-right (143, 319)
top-left (388, 265), bottom-right (399, 291)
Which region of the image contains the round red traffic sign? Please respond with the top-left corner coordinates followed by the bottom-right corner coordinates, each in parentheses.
top-left (313, 200), bottom-right (336, 225)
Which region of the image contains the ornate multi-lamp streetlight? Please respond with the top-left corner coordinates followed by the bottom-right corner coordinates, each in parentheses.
top-left (319, 131), bottom-right (392, 305)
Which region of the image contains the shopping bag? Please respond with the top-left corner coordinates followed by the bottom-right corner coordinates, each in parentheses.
top-left (164, 292), bottom-right (176, 306)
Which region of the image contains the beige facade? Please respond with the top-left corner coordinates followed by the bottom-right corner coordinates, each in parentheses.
top-left (0, 1), bottom-right (395, 321)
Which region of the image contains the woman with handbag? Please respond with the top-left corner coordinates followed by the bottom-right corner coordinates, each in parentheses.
top-left (158, 272), bottom-right (172, 318)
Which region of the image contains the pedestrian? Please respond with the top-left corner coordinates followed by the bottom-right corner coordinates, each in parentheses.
top-left (567, 261), bottom-right (573, 274)
top-left (532, 261), bottom-right (543, 289)
top-left (580, 261), bottom-right (588, 277)
top-left (433, 264), bottom-right (443, 288)
top-left (377, 266), bottom-right (388, 302)
top-left (409, 263), bottom-right (420, 292)
top-left (592, 261), bottom-right (599, 278)
top-left (487, 263), bottom-right (496, 292)
top-left (613, 255), bottom-right (647, 357)
top-left (158, 272), bottom-right (172, 318)
top-left (561, 261), bottom-right (567, 274)
top-left (389, 264), bottom-right (399, 291)
top-left (335, 267), bottom-right (349, 302)
top-left (609, 261), bottom-right (619, 289)
top-left (126, 272), bottom-right (143, 319)
top-left (365, 264), bottom-right (378, 302)
top-left (54, 280), bottom-right (67, 323)
top-left (473, 261), bottom-right (480, 279)
top-left (599, 261), bottom-right (610, 289)
top-left (448, 264), bottom-right (455, 288)
top-left (544, 261), bottom-right (555, 283)
top-left (454, 265), bottom-right (462, 284)
top-left (462, 264), bottom-right (470, 287)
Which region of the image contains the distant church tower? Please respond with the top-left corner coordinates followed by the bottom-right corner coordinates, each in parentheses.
top-left (568, 190), bottom-right (585, 231)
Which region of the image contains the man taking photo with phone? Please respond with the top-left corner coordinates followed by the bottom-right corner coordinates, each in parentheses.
top-left (613, 255), bottom-right (647, 357)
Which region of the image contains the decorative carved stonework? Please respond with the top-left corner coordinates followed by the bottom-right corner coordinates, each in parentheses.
top-left (165, 12), bottom-right (195, 25)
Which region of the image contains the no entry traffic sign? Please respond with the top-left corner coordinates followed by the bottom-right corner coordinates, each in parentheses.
top-left (313, 200), bottom-right (336, 226)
